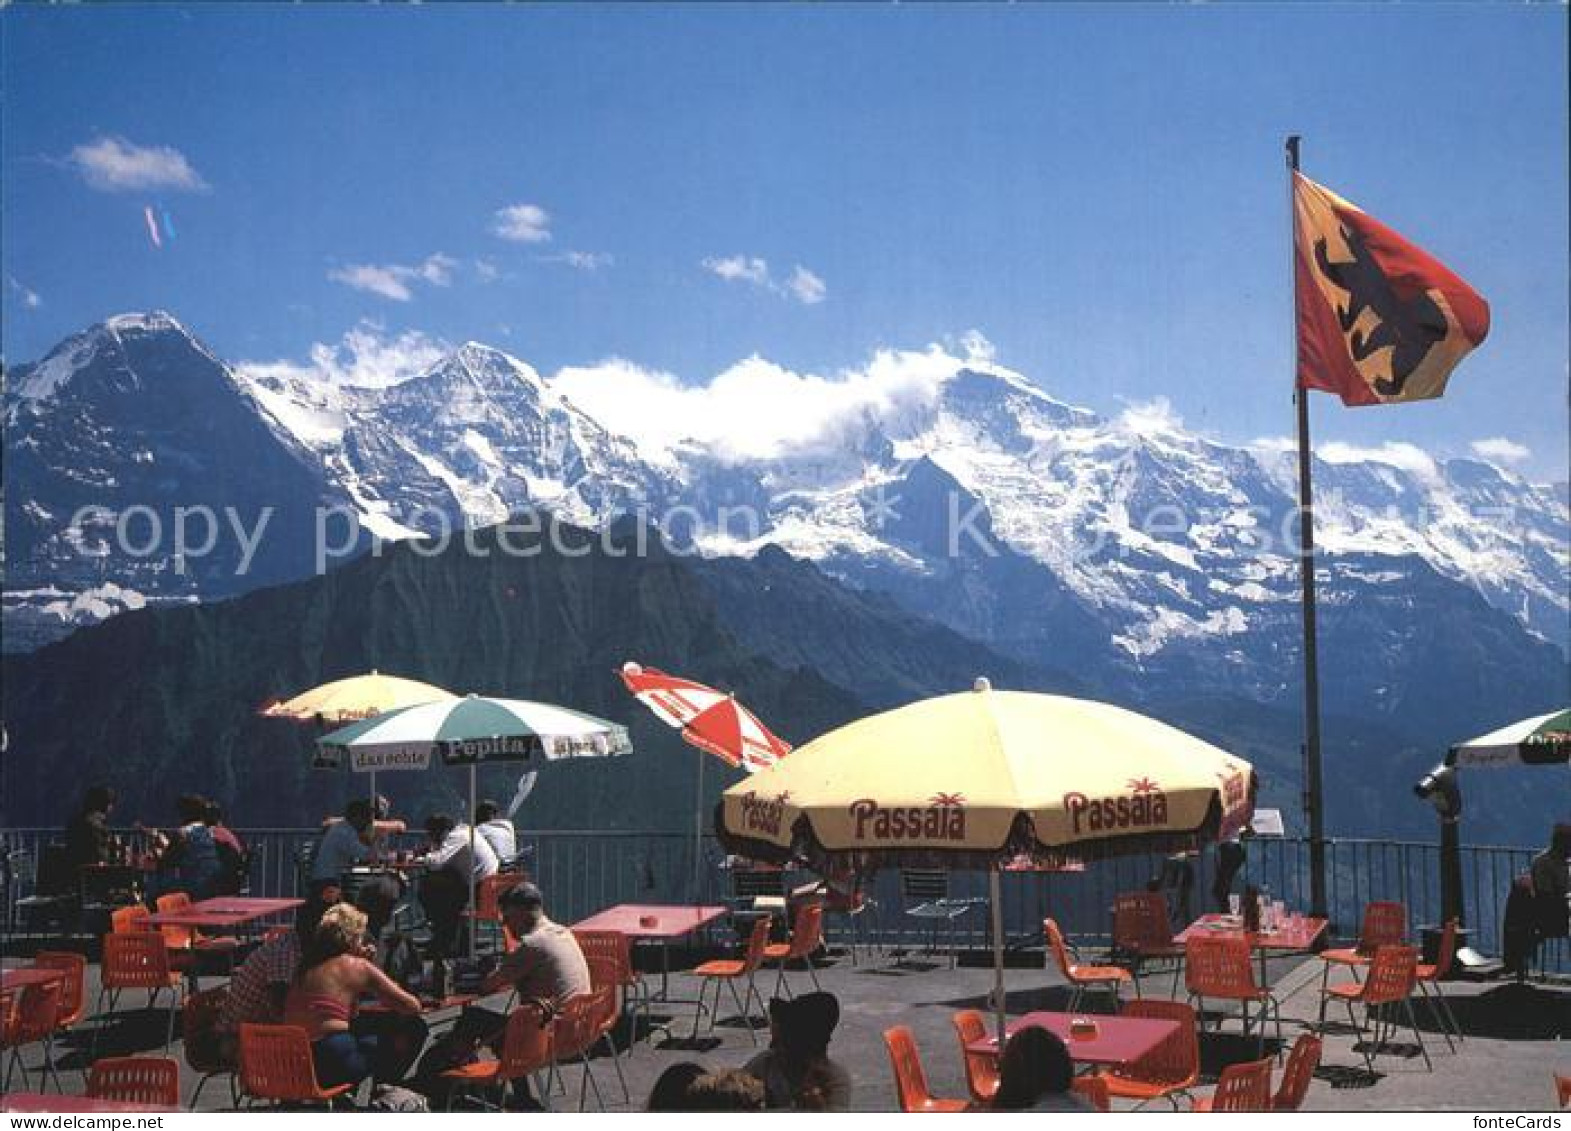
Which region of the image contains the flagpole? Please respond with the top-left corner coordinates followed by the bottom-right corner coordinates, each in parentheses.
top-left (1288, 134), bottom-right (1329, 920)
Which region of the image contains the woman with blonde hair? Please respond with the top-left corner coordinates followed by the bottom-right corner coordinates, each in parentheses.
top-left (283, 903), bottom-right (421, 1090)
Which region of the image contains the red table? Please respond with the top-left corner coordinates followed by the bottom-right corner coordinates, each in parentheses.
top-left (964, 1011), bottom-right (1181, 1068)
top-left (1174, 914), bottom-right (1329, 986)
top-left (2, 967), bottom-right (67, 992)
top-left (3, 1092), bottom-right (178, 1113)
top-left (146, 895), bottom-right (304, 930)
top-left (573, 903), bottom-right (729, 1000)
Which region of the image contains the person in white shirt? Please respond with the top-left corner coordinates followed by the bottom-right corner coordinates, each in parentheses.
top-left (473, 800), bottom-right (518, 868)
top-left (418, 813), bottom-right (498, 960)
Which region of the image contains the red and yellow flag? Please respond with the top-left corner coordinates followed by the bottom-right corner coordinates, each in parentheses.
top-left (1293, 172), bottom-right (1489, 406)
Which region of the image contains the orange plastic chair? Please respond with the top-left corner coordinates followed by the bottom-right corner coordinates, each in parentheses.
top-left (1414, 917), bottom-right (1461, 1050)
top-left (764, 902), bottom-right (825, 999)
top-left (1317, 901), bottom-right (1406, 1023)
top-left (93, 932), bottom-right (187, 1055)
top-left (1556, 1073), bottom-right (1570, 1108)
top-left (883, 1025), bottom-right (969, 1113)
top-left (155, 892), bottom-right (241, 965)
top-left (1184, 934), bottom-right (1280, 1055)
top-left (951, 1009), bottom-right (1000, 1105)
top-left (1112, 891), bottom-right (1185, 997)
top-left (1272, 1033), bottom-right (1322, 1111)
top-left (112, 904), bottom-right (152, 934)
top-left (441, 1002), bottom-right (555, 1111)
top-left (583, 956), bottom-right (631, 1104)
top-left (184, 985), bottom-right (239, 1109)
top-left (1102, 999), bottom-right (1200, 1109)
top-left (546, 992), bottom-right (619, 1111)
top-left (1045, 917), bottom-right (1134, 1012)
top-left (3, 979), bottom-right (64, 1093)
top-left (573, 929), bottom-right (651, 1037)
top-left (1072, 1074), bottom-right (1111, 1112)
top-left (88, 1056), bottom-right (181, 1107)
top-left (1321, 943), bottom-right (1430, 1072)
top-left (1192, 1057), bottom-right (1273, 1112)
top-left (469, 873), bottom-right (527, 951)
top-left (690, 916), bottom-right (771, 1044)
top-left (32, 951), bottom-right (87, 1072)
top-left (238, 1023), bottom-right (355, 1108)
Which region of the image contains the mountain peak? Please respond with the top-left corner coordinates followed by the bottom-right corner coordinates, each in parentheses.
top-left (105, 310), bottom-right (189, 337)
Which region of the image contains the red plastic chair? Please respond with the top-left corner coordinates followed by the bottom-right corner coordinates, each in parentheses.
top-left (3, 979), bottom-right (64, 1093)
top-left (1072, 1074), bottom-right (1111, 1112)
top-left (1103, 998), bottom-right (1200, 1109)
top-left (112, 905), bottom-right (152, 934)
top-left (32, 951), bottom-right (86, 1083)
top-left (238, 1023), bottom-right (355, 1108)
top-left (1184, 934), bottom-right (1280, 1055)
top-left (93, 932), bottom-right (187, 1055)
top-left (1317, 901), bottom-right (1406, 1023)
top-left (1556, 1073), bottom-right (1570, 1108)
top-left (547, 992), bottom-right (618, 1111)
top-left (184, 985), bottom-right (239, 1109)
top-left (1192, 1056), bottom-right (1274, 1112)
top-left (573, 928), bottom-right (651, 1037)
top-left (88, 1056), bottom-right (181, 1107)
top-left (764, 902), bottom-right (826, 999)
top-left (441, 1002), bottom-right (554, 1111)
top-left (1112, 891), bottom-right (1185, 996)
top-left (1321, 944), bottom-right (1430, 1072)
top-left (883, 1026), bottom-right (969, 1112)
top-left (1414, 917), bottom-right (1461, 1050)
top-left (690, 916), bottom-right (770, 1043)
top-left (583, 955), bottom-right (631, 1104)
top-left (951, 1009), bottom-right (999, 1105)
top-left (1045, 917), bottom-right (1134, 1012)
top-left (469, 873), bottom-right (527, 951)
top-left (1272, 1033), bottom-right (1322, 1111)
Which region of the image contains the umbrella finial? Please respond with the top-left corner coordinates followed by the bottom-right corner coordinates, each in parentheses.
top-left (622, 661), bottom-right (644, 676)
top-left (973, 676), bottom-right (992, 694)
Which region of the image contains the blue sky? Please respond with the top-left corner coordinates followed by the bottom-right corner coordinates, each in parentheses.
top-left (3, 4), bottom-right (1567, 477)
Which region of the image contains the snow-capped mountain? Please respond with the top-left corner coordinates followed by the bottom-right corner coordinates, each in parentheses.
top-left (6, 313), bottom-right (1566, 742)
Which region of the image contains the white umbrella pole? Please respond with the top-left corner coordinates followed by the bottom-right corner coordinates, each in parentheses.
top-left (692, 750), bottom-right (705, 905)
top-left (990, 867), bottom-right (1007, 1045)
top-left (468, 764), bottom-right (477, 960)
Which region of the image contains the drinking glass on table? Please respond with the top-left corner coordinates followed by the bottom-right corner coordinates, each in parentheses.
top-left (1227, 894), bottom-right (1241, 917)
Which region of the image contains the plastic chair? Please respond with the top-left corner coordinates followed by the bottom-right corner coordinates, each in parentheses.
top-left (764, 902), bottom-right (825, 999)
top-left (1556, 1073), bottom-right (1570, 1108)
top-left (1272, 1033), bottom-right (1322, 1111)
top-left (1320, 943), bottom-right (1430, 1072)
top-left (902, 870), bottom-right (978, 967)
top-left (546, 992), bottom-right (616, 1112)
top-left (572, 929), bottom-right (651, 1038)
top-left (1112, 891), bottom-right (1185, 997)
top-left (441, 1003), bottom-right (554, 1112)
top-left (883, 1025), bottom-right (969, 1113)
top-left (1045, 917), bottom-right (1134, 1012)
top-left (583, 956), bottom-right (631, 1104)
top-left (951, 1009), bottom-right (999, 1105)
top-left (237, 1023), bottom-right (355, 1108)
top-left (3, 979), bottom-right (64, 1092)
top-left (469, 873), bottom-right (527, 951)
top-left (32, 951), bottom-right (86, 1082)
top-left (87, 1056), bottom-right (181, 1107)
top-left (1192, 1056), bottom-right (1274, 1112)
top-left (690, 916), bottom-right (770, 1043)
top-left (1317, 900), bottom-right (1406, 1023)
top-left (1414, 917), bottom-right (1461, 1050)
top-left (184, 985), bottom-right (239, 1109)
top-left (112, 904), bottom-right (152, 933)
top-left (1102, 999), bottom-right (1200, 1109)
top-left (1072, 1074), bottom-right (1111, 1112)
top-left (93, 932), bottom-right (188, 1056)
top-left (1184, 934), bottom-right (1280, 1056)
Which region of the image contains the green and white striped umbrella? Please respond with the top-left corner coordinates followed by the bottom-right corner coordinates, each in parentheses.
top-left (1451, 708), bottom-right (1571, 768)
top-left (317, 693), bottom-right (632, 773)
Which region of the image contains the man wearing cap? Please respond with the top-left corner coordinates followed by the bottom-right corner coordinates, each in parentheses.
top-left (478, 882), bottom-right (590, 1008)
top-left (744, 992), bottom-right (852, 1111)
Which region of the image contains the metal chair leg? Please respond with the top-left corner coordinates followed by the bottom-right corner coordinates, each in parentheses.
top-left (601, 1032), bottom-right (630, 1104)
top-left (1416, 982), bottom-right (1456, 1052)
top-left (1402, 999), bottom-right (1432, 1071)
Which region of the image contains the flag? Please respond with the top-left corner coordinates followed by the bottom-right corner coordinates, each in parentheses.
top-left (1293, 172), bottom-right (1489, 406)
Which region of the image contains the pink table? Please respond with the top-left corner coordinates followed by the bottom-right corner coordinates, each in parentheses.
top-left (964, 1011), bottom-right (1181, 1068)
top-left (574, 903), bottom-right (728, 1000)
top-left (2, 967), bottom-right (67, 992)
top-left (1175, 914), bottom-right (1329, 986)
top-left (146, 896), bottom-right (304, 930)
top-left (3, 1092), bottom-right (178, 1113)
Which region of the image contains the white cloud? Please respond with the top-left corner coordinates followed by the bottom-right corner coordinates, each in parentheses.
top-left (1470, 437), bottom-right (1531, 466)
top-left (327, 253), bottom-right (456, 302)
top-left (68, 136), bottom-right (208, 192)
top-left (474, 259), bottom-right (501, 283)
top-left (493, 203), bottom-right (551, 244)
top-left (552, 342), bottom-right (975, 464)
top-left (238, 321), bottom-right (448, 390)
top-left (1319, 440), bottom-right (1440, 483)
top-left (6, 275), bottom-right (41, 309)
top-left (1115, 397), bottom-right (1185, 438)
top-left (1247, 435), bottom-right (1296, 456)
top-left (702, 254), bottom-right (827, 305)
top-left (540, 250), bottom-right (614, 272)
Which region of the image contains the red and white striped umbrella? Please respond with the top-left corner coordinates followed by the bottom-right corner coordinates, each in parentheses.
top-left (619, 663), bottom-right (790, 774)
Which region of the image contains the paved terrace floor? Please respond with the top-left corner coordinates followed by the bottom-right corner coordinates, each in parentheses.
top-left (4, 941), bottom-right (1568, 1112)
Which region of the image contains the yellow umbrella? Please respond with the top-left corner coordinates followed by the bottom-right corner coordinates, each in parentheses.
top-left (262, 670), bottom-right (456, 724)
top-left (716, 680), bottom-right (1256, 1039)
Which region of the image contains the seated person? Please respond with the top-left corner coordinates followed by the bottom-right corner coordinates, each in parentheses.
top-left (474, 800), bottom-right (518, 869)
top-left (146, 794), bottom-right (224, 901)
top-left (1531, 824), bottom-right (1571, 939)
top-left (744, 992), bottom-right (851, 1111)
top-left (283, 903), bottom-right (422, 1091)
top-left (219, 892), bottom-right (337, 1061)
top-left (64, 785), bottom-right (119, 875)
top-left (205, 802), bottom-right (249, 896)
top-left (988, 1025), bottom-right (1094, 1112)
top-left (417, 813), bottom-right (499, 961)
top-left (312, 798), bottom-right (406, 896)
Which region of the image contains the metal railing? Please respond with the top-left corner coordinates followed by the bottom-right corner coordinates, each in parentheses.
top-left (2, 826), bottom-right (1565, 973)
